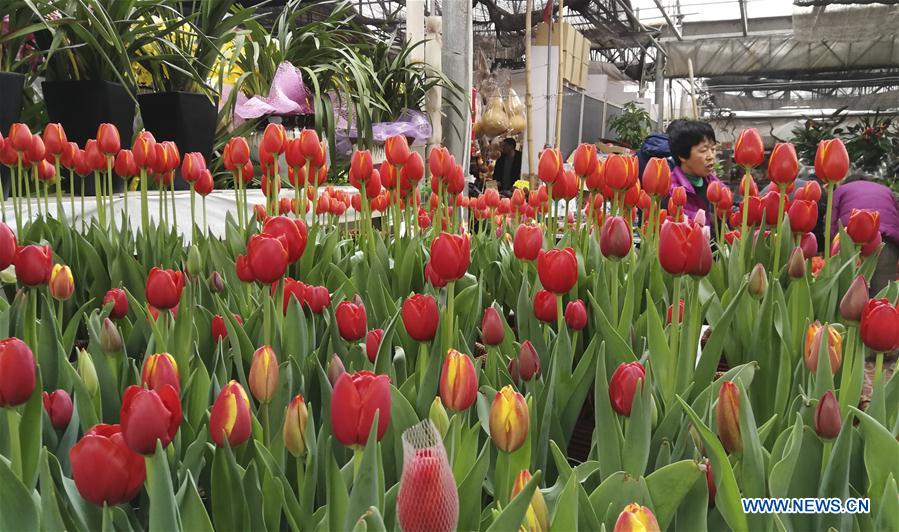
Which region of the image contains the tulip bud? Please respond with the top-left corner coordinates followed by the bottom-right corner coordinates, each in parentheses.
top-left (208, 271), bottom-right (225, 293)
top-left (429, 396), bottom-right (450, 437)
top-left (787, 247), bottom-right (806, 279)
top-left (565, 299), bottom-right (588, 330)
top-left (600, 215), bottom-right (632, 259)
top-left (481, 307), bottom-right (505, 346)
top-left (120, 384), bottom-right (182, 454)
top-left (141, 353), bottom-right (180, 394)
top-left (0, 338), bottom-right (35, 407)
top-left (249, 346), bottom-right (279, 403)
top-left (704, 459), bottom-right (716, 506)
top-left (716, 381), bottom-right (742, 454)
top-left (186, 245), bottom-right (203, 277)
top-left (747, 263), bottom-right (767, 299)
top-left (100, 318), bottom-right (124, 353)
top-left (49, 264), bottom-right (75, 301)
top-left (365, 329), bottom-right (384, 363)
top-left (804, 321), bottom-right (842, 374)
top-left (517, 341), bottom-right (540, 381)
top-left (489, 386), bottom-right (529, 453)
top-left (283, 394), bottom-right (309, 456)
top-left (209, 380), bottom-right (252, 447)
top-left (327, 354), bottom-right (346, 386)
top-left (840, 275), bottom-right (869, 323)
top-left (77, 349), bottom-right (99, 398)
top-left (814, 390), bottom-right (841, 439)
top-left (512, 470), bottom-right (550, 532)
top-left (609, 362), bottom-right (645, 417)
top-left (439, 349), bottom-right (477, 411)
top-left (613, 503), bottom-right (661, 532)
top-left (42, 389), bottom-right (73, 430)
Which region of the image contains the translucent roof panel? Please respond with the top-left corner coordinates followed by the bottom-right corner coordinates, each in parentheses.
top-left (632, 0), bottom-right (793, 24)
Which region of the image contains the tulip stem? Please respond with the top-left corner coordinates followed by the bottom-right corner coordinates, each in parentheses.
top-left (824, 182), bottom-right (835, 261)
top-left (80, 176), bottom-right (85, 232)
top-left (170, 179), bottom-right (178, 230)
top-left (190, 186), bottom-right (196, 243)
top-left (6, 409), bottom-right (22, 480)
top-left (69, 168), bottom-right (75, 225)
top-left (203, 197), bottom-right (208, 235)
top-left (54, 158), bottom-right (62, 217)
top-left (262, 402), bottom-right (271, 446)
top-left (670, 276), bottom-right (683, 382)
top-left (12, 158), bottom-right (21, 231)
top-left (24, 164), bottom-right (33, 221)
top-left (739, 166), bottom-right (751, 269)
top-left (444, 280), bottom-right (456, 353)
top-left (93, 171), bottom-right (103, 228)
top-left (772, 184), bottom-right (787, 274)
top-left (57, 300), bottom-right (64, 336)
top-left (838, 327), bottom-right (857, 416)
top-left (140, 168), bottom-right (149, 233)
top-left (107, 157), bottom-right (114, 228)
top-left (556, 294), bottom-right (564, 334)
top-left (33, 165), bottom-right (41, 218)
top-left (873, 351), bottom-right (884, 385)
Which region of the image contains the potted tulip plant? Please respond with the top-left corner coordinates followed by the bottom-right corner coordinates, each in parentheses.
top-left (134, 0), bottom-right (254, 188)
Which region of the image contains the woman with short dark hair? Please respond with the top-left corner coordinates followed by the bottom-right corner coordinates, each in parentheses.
top-left (667, 120), bottom-right (721, 223)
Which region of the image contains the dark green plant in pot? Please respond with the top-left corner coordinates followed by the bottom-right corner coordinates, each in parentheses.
top-left (608, 101), bottom-right (651, 149)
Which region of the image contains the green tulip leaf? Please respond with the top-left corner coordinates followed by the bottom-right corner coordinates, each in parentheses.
top-left (550, 471), bottom-right (578, 532)
top-left (587, 470), bottom-right (652, 531)
top-left (147, 441), bottom-right (182, 532)
top-left (645, 460), bottom-right (703, 530)
top-left (850, 406), bottom-right (899, 510)
top-left (346, 411), bottom-right (383, 525)
top-left (593, 342), bottom-right (622, 478)
top-left (0, 456), bottom-right (38, 531)
top-left (486, 470), bottom-right (542, 532)
top-left (875, 474), bottom-right (899, 532)
top-left (457, 439), bottom-right (490, 532)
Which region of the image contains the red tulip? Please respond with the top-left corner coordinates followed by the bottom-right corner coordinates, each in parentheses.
top-left (658, 221), bottom-right (712, 276)
top-left (428, 146), bottom-right (452, 178)
top-left (145, 268), bottom-right (184, 310)
top-left (70, 424), bottom-right (146, 506)
top-left (181, 152), bottom-right (205, 183)
top-left (846, 209), bottom-right (880, 245)
top-left (716, 381), bottom-right (742, 453)
top-left (600, 216), bottom-right (632, 259)
top-left (209, 380), bottom-right (252, 447)
top-left (0, 338), bottom-right (35, 407)
top-left (59, 141), bottom-right (78, 169)
top-left (402, 294), bottom-right (439, 342)
top-left (513, 224), bottom-right (542, 261)
top-left (401, 151), bottom-right (424, 185)
top-left (533, 289), bottom-right (557, 323)
top-left (349, 150), bottom-right (374, 189)
top-left (795, 181), bottom-right (822, 202)
top-left (43, 389), bottom-right (73, 430)
top-left (537, 148), bottom-right (562, 184)
top-left (609, 361), bottom-right (645, 417)
top-left (263, 216), bottom-right (307, 263)
top-left (96, 123), bottom-right (120, 155)
top-left (14, 244), bottom-right (52, 286)
top-left (667, 299), bottom-right (685, 324)
top-left (0, 224), bottom-right (13, 271)
top-left (249, 345), bottom-right (279, 403)
top-left (114, 149), bottom-right (137, 178)
top-left (212, 313), bottom-right (243, 343)
top-left (429, 232), bottom-right (470, 281)
top-left (814, 138), bottom-right (849, 184)
top-left (247, 233), bottom-right (289, 283)
top-left (42, 123), bottom-right (67, 156)
top-left (331, 370), bottom-right (391, 446)
top-left (565, 299), bottom-right (587, 330)
top-left (572, 143), bottom-right (598, 177)
top-left (642, 157), bottom-right (671, 196)
top-left (814, 391), bottom-right (841, 439)
top-left (484, 188), bottom-right (500, 209)
top-left (49, 264), bottom-right (74, 301)
top-left (195, 169), bottom-right (214, 195)
top-left (305, 285), bottom-right (331, 314)
top-left (425, 261), bottom-right (447, 288)
top-left (840, 275), bottom-right (869, 323)
top-left (37, 159), bottom-right (55, 182)
top-left (8, 123), bottom-right (32, 152)
top-left (396, 427), bottom-right (459, 532)
top-left (733, 128), bottom-right (764, 168)
top-left (227, 136), bottom-right (250, 167)
top-left (517, 340), bottom-right (540, 381)
top-left (132, 131), bottom-right (156, 169)
top-left (366, 329), bottom-right (384, 363)
top-left (336, 299), bottom-right (367, 341)
top-left (120, 384), bottom-right (181, 454)
top-left (262, 123), bottom-right (287, 154)
top-left (481, 307), bottom-right (505, 346)
top-left (141, 353), bottom-right (180, 394)
top-left (604, 154), bottom-right (637, 191)
top-left (439, 349), bottom-right (478, 411)
top-left (537, 247), bottom-right (577, 294)
top-left (767, 143), bottom-right (798, 185)
top-left (295, 129), bottom-right (318, 163)
top-left (670, 186), bottom-right (687, 208)
top-left (150, 142), bottom-right (169, 175)
top-left (284, 137), bottom-right (305, 169)
top-left (102, 288), bottom-right (129, 320)
top-left (788, 199), bottom-right (817, 234)
top-left (385, 134), bottom-right (411, 165)
top-left (859, 299), bottom-right (899, 353)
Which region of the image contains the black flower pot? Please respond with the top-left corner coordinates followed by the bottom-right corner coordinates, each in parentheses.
top-left (138, 91), bottom-right (218, 190)
top-left (42, 80), bottom-right (135, 195)
top-left (0, 72), bottom-right (26, 196)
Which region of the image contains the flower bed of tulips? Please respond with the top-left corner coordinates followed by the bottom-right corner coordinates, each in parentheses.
top-left (0, 122), bottom-right (897, 532)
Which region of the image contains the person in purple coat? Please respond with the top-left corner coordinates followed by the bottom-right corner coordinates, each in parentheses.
top-left (667, 120), bottom-right (721, 223)
top-left (829, 175), bottom-right (899, 293)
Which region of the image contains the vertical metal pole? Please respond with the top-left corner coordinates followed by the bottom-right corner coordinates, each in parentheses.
top-left (553, 0), bottom-right (566, 149)
top-left (442, 0), bottom-right (472, 170)
top-left (545, 5), bottom-right (553, 146)
top-left (578, 93), bottom-right (585, 142)
top-left (655, 46), bottom-right (665, 129)
top-left (525, 0), bottom-right (535, 177)
top-left (687, 57), bottom-right (699, 119)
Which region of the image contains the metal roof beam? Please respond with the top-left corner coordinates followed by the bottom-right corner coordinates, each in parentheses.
top-left (739, 0), bottom-right (749, 36)
top-left (652, 0), bottom-right (682, 41)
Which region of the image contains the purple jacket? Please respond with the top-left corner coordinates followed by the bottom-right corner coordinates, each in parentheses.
top-left (669, 166), bottom-right (721, 223)
top-left (831, 180), bottom-right (899, 246)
